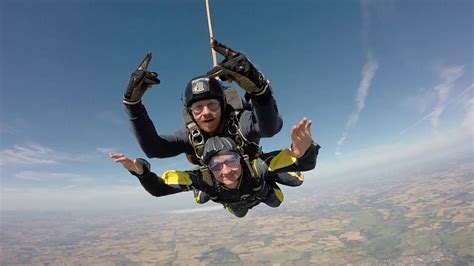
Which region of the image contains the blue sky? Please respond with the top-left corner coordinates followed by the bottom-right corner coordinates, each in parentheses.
top-left (1, 0), bottom-right (472, 211)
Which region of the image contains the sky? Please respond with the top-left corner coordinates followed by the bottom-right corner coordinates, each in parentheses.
top-left (1, 0), bottom-right (473, 211)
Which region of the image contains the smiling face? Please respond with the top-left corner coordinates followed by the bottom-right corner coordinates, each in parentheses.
top-left (208, 152), bottom-right (242, 189)
top-left (190, 99), bottom-right (222, 133)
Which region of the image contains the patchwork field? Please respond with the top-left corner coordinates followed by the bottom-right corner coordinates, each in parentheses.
top-left (2, 161), bottom-right (473, 265)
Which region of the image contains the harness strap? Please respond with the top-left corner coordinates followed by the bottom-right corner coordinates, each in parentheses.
top-left (221, 181), bottom-right (269, 210)
top-left (183, 107), bottom-right (206, 164)
top-left (242, 154), bottom-right (262, 191)
top-left (183, 88), bottom-right (264, 193)
top-left (199, 166), bottom-right (215, 187)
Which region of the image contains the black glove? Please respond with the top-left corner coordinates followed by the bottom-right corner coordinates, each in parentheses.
top-left (207, 38), bottom-right (270, 95)
top-left (123, 52), bottom-right (160, 105)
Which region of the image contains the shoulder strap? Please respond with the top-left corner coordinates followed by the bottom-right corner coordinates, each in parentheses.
top-left (223, 89), bottom-right (262, 159)
top-left (182, 88), bottom-right (247, 166)
top-left (182, 107), bottom-right (206, 165)
top-left (199, 166), bottom-right (215, 187)
top-left (182, 88), bottom-right (262, 167)
top-left (242, 154), bottom-right (263, 191)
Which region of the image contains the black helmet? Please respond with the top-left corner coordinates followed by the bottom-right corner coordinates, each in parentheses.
top-left (183, 75), bottom-right (224, 107)
top-left (203, 136), bottom-right (239, 164)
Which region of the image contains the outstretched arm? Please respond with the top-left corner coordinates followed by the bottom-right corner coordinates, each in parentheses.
top-left (110, 153), bottom-right (194, 197)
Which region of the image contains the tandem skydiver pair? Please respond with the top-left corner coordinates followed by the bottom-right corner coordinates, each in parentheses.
top-left (111, 39), bottom-right (320, 217)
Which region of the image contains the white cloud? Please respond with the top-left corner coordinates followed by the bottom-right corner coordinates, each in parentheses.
top-left (14, 171), bottom-right (96, 182)
top-left (0, 143), bottom-right (92, 166)
top-left (462, 98), bottom-right (474, 129)
top-left (336, 1), bottom-right (380, 156)
top-left (429, 66), bottom-right (464, 129)
top-left (96, 147), bottom-right (119, 154)
top-left (404, 87), bottom-right (437, 115)
top-left (2, 185), bottom-right (146, 211)
top-left (399, 74), bottom-right (471, 136)
top-left (336, 133), bottom-right (347, 147)
top-left (1, 185), bottom-right (197, 211)
top-left (351, 54), bottom-right (379, 129)
top-left (355, 54), bottom-right (379, 113)
top-left (312, 100), bottom-right (473, 182)
top-left (336, 54), bottom-right (379, 154)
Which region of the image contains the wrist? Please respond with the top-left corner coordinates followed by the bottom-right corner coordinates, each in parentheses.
top-left (254, 79), bottom-right (270, 94)
top-left (130, 158), bottom-right (151, 177)
top-left (249, 83), bottom-right (273, 105)
top-left (123, 99), bottom-right (141, 105)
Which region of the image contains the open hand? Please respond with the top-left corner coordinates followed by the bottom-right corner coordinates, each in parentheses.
top-left (288, 118), bottom-right (313, 158)
top-left (110, 153), bottom-right (144, 175)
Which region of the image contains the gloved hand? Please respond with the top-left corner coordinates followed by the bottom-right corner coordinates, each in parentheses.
top-left (207, 38), bottom-right (270, 95)
top-left (123, 52), bottom-right (160, 105)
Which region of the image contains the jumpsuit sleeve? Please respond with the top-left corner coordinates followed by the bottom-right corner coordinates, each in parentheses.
top-left (131, 158), bottom-right (204, 197)
top-left (240, 89), bottom-right (283, 139)
top-left (124, 103), bottom-right (193, 158)
top-left (258, 142), bottom-right (321, 174)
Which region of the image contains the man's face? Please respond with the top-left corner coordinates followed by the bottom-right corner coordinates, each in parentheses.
top-left (209, 152), bottom-right (242, 189)
top-left (190, 99), bottom-right (222, 133)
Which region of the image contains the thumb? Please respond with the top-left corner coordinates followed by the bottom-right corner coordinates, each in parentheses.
top-left (211, 38), bottom-right (238, 58)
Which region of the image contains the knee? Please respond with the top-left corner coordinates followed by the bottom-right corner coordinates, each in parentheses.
top-left (287, 172), bottom-right (304, 187)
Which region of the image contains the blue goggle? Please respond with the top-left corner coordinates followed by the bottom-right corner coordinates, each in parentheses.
top-left (208, 152), bottom-right (241, 172)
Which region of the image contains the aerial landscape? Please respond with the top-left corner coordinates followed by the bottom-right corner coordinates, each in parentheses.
top-left (2, 160), bottom-right (472, 265)
top-left (2, 0), bottom-right (472, 265)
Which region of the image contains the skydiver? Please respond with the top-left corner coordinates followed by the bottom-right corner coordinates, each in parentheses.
top-left (111, 118), bottom-right (320, 218)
